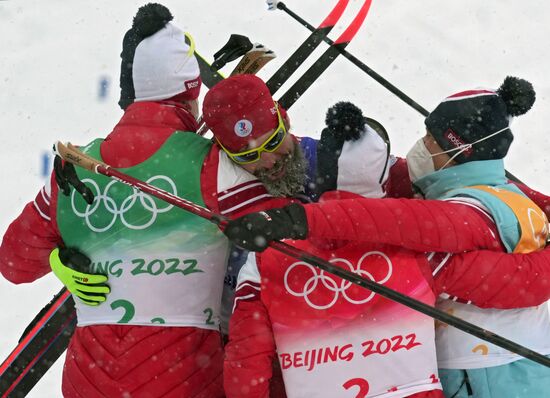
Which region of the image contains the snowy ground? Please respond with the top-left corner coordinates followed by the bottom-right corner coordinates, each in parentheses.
top-left (1, 0), bottom-right (550, 396)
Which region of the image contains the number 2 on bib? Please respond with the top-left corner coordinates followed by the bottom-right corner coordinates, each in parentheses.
top-left (343, 378), bottom-right (370, 398)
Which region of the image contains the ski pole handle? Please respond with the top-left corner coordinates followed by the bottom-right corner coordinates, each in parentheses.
top-left (266, 0), bottom-right (280, 11)
top-left (54, 142), bottom-right (108, 174)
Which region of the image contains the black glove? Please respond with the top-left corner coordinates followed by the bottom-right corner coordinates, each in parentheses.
top-left (212, 34), bottom-right (253, 70)
top-left (224, 203), bottom-right (308, 252)
top-left (53, 154), bottom-right (94, 204)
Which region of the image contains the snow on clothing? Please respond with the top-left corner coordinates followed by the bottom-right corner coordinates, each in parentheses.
top-left (219, 147), bottom-right (413, 334)
top-left (225, 187), bottom-right (549, 398)
top-left (414, 160), bottom-right (548, 255)
top-left (219, 136), bottom-right (323, 335)
top-left (414, 160), bottom-right (550, 398)
top-left (227, 238), bottom-right (443, 398)
top-left (299, 160), bottom-right (550, 398)
top-left (0, 101), bottom-right (291, 398)
top-left (59, 132), bottom-right (230, 329)
top-left (299, 187), bottom-right (550, 308)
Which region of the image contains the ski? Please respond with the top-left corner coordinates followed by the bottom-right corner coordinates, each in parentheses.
top-left (273, 2), bottom-right (524, 184)
top-left (196, 51), bottom-right (225, 88)
top-left (0, 288), bottom-right (76, 397)
top-left (278, 0), bottom-right (373, 109)
top-left (197, 36), bottom-right (275, 89)
top-left (265, 0), bottom-right (350, 95)
top-left (230, 43), bottom-right (276, 76)
top-left (273, 1), bottom-right (430, 117)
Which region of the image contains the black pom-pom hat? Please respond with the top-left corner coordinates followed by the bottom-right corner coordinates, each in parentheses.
top-left (424, 76), bottom-right (535, 164)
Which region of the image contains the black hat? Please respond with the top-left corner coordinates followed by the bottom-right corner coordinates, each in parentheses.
top-left (315, 102), bottom-right (390, 199)
top-left (425, 76), bottom-right (535, 163)
top-left (118, 3), bottom-right (201, 110)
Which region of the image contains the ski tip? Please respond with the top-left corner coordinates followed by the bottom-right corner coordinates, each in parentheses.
top-left (318, 0), bottom-right (350, 29)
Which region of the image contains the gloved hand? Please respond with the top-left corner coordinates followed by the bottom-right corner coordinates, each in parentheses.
top-left (223, 203), bottom-right (308, 251)
top-left (53, 154), bottom-right (94, 205)
top-left (50, 247), bottom-right (110, 306)
top-left (266, 0), bottom-right (280, 11)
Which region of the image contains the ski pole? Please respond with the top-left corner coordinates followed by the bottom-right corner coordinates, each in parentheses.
top-left (55, 140), bottom-right (550, 368)
top-left (274, 1), bottom-right (522, 183)
top-left (273, 1), bottom-right (429, 116)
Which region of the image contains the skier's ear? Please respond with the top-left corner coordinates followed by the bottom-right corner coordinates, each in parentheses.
top-left (275, 101), bottom-right (291, 131)
top-left (283, 116), bottom-right (291, 131)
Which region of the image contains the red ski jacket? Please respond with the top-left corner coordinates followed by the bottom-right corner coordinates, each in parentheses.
top-left (226, 188), bottom-right (550, 398)
top-left (302, 189), bottom-right (550, 308)
top-left (0, 101), bottom-right (292, 398)
top-left (227, 238), bottom-right (446, 398)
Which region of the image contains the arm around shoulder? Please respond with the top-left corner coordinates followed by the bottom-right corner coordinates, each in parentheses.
top-left (303, 197), bottom-right (501, 252)
top-left (434, 246), bottom-right (550, 309)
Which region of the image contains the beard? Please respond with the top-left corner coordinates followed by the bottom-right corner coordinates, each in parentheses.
top-left (254, 145), bottom-right (307, 197)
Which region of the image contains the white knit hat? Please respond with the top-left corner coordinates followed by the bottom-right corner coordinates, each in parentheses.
top-left (132, 23), bottom-right (200, 103)
top-left (316, 102), bottom-right (391, 199)
top-left (119, 3), bottom-right (201, 109)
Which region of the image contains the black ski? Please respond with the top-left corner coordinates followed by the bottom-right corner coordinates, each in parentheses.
top-left (274, 1), bottom-right (430, 117)
top-left (0, 288), bottom-right (76, 397)
top-left (265, 0), bottom-right (350, 95)
top-left (196, 51), bottom-right (225, 88)
top-left (278, 0), bottom-right (373, 110)
top-left (186, 27), bottom-right (225, 89)
top-left (273, 2), bottom-right (522, 184)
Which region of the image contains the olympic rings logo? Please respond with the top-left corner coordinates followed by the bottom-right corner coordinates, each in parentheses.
top-left (71, 176), bottom-right (177, 232)
top-left (284, 251), bottom-right (393, 310)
